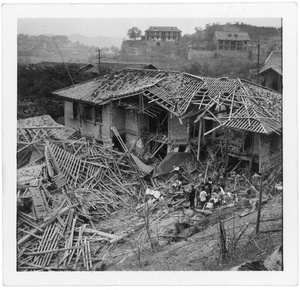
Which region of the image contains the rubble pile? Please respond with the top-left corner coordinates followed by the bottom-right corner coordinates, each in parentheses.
top-left (17, 117), bottom-right (283, 272)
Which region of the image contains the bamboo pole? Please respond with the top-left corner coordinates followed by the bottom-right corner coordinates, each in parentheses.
top-left (256, 166), bottom-right (265, 234)
top-left (24, 245), bottom-right (84, 256)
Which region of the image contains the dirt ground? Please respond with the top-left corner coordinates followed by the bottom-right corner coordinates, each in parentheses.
top-left (92, 192), bottom-right (283, 271)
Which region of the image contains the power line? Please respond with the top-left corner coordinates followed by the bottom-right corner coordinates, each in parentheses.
top-left (52, 35), bottom-right (74, 86)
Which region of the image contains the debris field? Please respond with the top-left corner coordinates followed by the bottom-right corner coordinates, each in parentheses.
top-left (17, 115), bottom-right (283, 271)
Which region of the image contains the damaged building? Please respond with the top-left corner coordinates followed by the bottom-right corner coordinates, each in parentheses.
top-left (52, 68), bottom-right (282, 174)
top-left (16, 68), bottom-right (283, 272)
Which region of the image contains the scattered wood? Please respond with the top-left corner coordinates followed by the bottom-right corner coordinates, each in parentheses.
top-left (194, 209), bottom-right (213, 215)
top-left (16, 116), bottom-right (282, 272)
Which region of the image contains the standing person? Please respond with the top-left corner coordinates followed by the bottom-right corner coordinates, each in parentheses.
top-left (183, 184), bottom-right (191, 207)
top-left (195, 185), bottom-right (200, 206)
top-left (204, 185), bottom-right (210, 202)
top-left (189, 185), bottom-right (196, 209)
top-left (199, 187), bottom-right (208, 210)
top-left (204, 177), bottom-right (213, 196)
top-left (185, 184), bottom-right (196, 210)
top-left (212, 193), bottom-right (220, 208)
top-left (218, 186), bottom-right (226, 205)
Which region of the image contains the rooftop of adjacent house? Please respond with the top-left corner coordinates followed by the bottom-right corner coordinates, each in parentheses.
top-left (85, 62), bottom-right (157, 74)
top-left (77, 63), bottom-right (94, 72)
top-left (53, 68), bottom-right (282, 134)
top-left (17, 115), bottom-right (77, 140)
top-left (145, 26), bottom-right (182, 32)
top-left (259, 51), bottom-right (282, 75)
top-left (215, 31), bottom-right (250, 41)
top-left (36, 61), bottom-right (87, 68)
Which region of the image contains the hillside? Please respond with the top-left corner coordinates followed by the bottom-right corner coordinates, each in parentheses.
top-left (103, 193), bottom-right (283, 271)
top-left (185, 22), bottom-right (281, 50)
top-left (68, 34), bottom-right (123, 49)
top-left (117, 22), bottom-right (281, 80)
top-left (18, 34), bottom-right (97, 64)
top-left (17, 34), bottom-right (122, 64)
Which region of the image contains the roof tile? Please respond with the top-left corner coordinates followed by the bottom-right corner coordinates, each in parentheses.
top-left (52, 68), bottom-right (282, 134)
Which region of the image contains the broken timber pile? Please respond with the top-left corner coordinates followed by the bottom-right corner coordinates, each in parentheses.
top-left (17, 120), bottom-right (153, 270)
top-left (16, 116), bottom-right (283, 271)
top-left (17, 199), bottom-right (122, 271)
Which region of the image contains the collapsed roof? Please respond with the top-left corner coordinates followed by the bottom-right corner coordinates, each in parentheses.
top-left (53, 68), bottom-right (282, 135)
top-left (17, 115), bottom-right (78, 141)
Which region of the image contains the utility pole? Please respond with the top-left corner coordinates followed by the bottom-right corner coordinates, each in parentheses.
top-left (256, 42), bottom-right (260, 84)
top-left (97, 47), bottom-right (101, 74)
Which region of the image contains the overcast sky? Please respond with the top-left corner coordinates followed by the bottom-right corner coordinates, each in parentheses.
top-left (18, 18), bottom-right (282, 38)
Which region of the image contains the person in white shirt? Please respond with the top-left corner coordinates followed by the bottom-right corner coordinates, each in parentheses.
top-left (199, 188), bottom-right (208, 209)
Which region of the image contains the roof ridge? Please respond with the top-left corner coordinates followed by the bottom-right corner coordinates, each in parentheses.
top-left (52, 75), bottom-right (104, 93)
top-left (125, 67), bottom-right (182, 74)
top-left (182, 72), bottom-right (204, 81)
top-left (264, 51), bottom-right (274, 65)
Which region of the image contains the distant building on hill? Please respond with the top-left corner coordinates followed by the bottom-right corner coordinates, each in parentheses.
top-left (145, 26), bottom-right (181, 47)
top-left (214, 31), bottom-right (250, 51)
top-left (258, 51), bottom-right (282, 93)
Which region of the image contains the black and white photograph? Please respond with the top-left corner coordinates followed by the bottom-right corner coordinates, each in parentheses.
top-left (2, 1), bottom-right (298, 287)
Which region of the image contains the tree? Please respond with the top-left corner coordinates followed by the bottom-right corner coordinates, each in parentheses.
top-left (17, 63), bottom-right (92, 121)
top-left (194, 26), bottom-right (203, 33)
top-left (127, 27), bottom-right (142, 40)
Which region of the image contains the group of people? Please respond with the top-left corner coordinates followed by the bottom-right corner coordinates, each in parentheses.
top-left (181, 176), bottom-right (233, 210)
top-left (170, 166), bottom-right (237, 210)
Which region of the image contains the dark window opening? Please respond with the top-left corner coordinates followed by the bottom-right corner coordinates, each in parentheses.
top-left (73, 102), bottom-right (78, 119)
top-left (156, 42), bottom-right (160, 47)
top-left (149, 110), bottom-right (168, 134)
top-left (244, 133), bottom-right (253, 151)
top-left (272, 81), bottom-right (278, 91)
top-left (95, 106), bottom-right (102, 123)
top-left (190, 119), bottom-right (199, 139)
top-left (112, 133), bottom-right (126, 152)
top-left (178, 145), bottom-right (186, 152)
top-left (84, 105), bottom-right (93, 121)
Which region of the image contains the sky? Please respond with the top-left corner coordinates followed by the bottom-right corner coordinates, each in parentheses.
top-left (18, 17), bottom-right (282, 38)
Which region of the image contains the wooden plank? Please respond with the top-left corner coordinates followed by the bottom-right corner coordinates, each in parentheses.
top-left (18, 204), bottom-right (77, 246)
top-left (18, 126), bottom-right (65, 130)
top-left (45, 141), bottom-right (62, 174)
top-left (74, 160), bottom-right (82, 187)
top-left (30, 187), bottom-right (47, 219)
top-left (24, 245), bottom-right (84, 256)
top-left (80, 228), bottom-right (117, 240)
